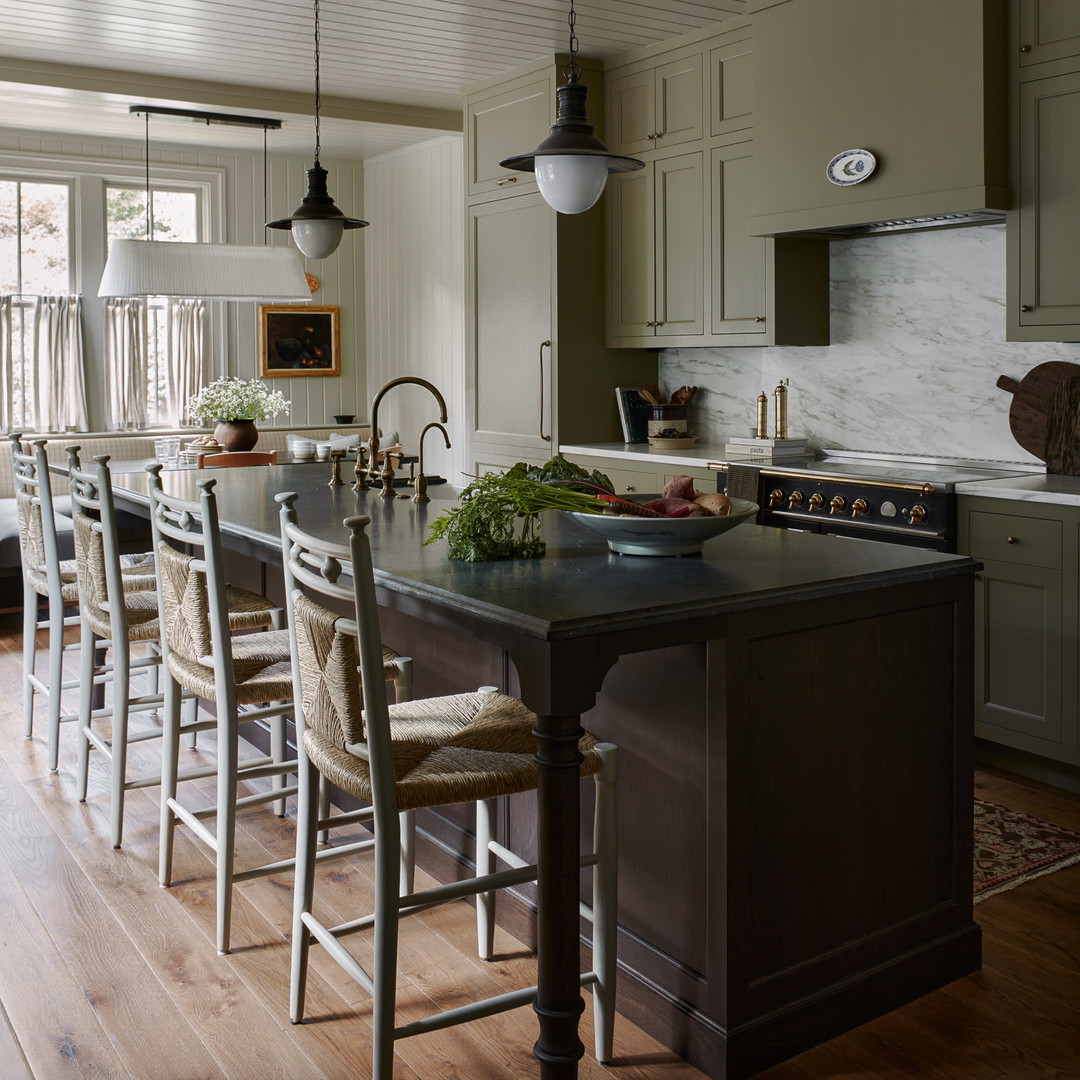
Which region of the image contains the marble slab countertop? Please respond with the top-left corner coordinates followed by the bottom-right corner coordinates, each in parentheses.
top-left (560, 442), bottom-right (728, 469)
top-left (955, 473), bottom-right (1080, 506)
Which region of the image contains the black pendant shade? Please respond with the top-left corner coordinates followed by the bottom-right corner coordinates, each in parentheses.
top-left (266, 164), bottom-right (369, 233)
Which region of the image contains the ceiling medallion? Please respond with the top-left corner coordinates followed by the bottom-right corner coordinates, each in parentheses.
top-left (826, 148), bottom-right (877, 186)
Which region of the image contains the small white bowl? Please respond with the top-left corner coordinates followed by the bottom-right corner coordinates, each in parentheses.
top-left (562, 496), bottom-right (758, 556)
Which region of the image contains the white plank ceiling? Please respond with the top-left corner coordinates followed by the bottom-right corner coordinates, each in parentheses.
top-left (0, 0), bottom-right (745, 159)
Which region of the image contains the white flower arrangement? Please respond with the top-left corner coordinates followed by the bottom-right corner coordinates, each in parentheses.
top-left (187, 377), bottom-right (291, 424)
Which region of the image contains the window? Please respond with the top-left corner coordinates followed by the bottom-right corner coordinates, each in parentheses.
top-left (0, 178), bottom-right (72, 294)
top-left (103, 184), bottom-right (206, 427)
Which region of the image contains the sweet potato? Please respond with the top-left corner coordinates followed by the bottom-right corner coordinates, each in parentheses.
top-left (694, 492), bottom-right (732, 516)
top-left (661, 474), bottom-right (698, 501)
top-left (643, 496), bottom-right (709, 518)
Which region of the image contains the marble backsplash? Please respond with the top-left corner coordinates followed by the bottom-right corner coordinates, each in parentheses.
top-left (659, 224), bottom-right (1080, 464)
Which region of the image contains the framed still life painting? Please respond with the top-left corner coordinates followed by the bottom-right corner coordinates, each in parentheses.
top-left (258, 304), bottom-right (340, 377)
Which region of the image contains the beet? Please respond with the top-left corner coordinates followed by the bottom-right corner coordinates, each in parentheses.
top-left (643, 496), bottom-right (709, 517)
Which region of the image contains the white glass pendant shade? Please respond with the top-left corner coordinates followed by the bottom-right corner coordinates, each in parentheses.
top-left (291, 217), bottom-right (345, 259)
top-left (535, 154), bottom-right (609, 214)
top-left (97, 239), bottom-right (311, 301)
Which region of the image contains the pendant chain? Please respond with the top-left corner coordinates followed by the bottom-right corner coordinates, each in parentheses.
top-left (566, 0), bottom-right (580, 81)
top-left (312, 0), bottom-right (322, 166)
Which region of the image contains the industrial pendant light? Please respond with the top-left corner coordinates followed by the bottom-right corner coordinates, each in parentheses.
top-left (98, 106), bottom-right (311, 301)
top-left (500, 0), bottom-right (644, 214)
top-left (266, 0), bottom-right (367, 258)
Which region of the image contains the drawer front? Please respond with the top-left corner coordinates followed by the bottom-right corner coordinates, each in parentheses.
top-left (604, 466), bottom-right (661, 496)
top-left (967, 510), bottom-right (1062, 569)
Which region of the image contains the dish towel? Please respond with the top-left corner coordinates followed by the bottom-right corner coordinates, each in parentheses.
top-left (723, 463), bottom-right (762, 519)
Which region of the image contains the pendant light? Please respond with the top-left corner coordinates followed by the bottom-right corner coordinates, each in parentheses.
top-left (499, 0), bottom-right (644, 214)
top-left (98, 106), bottom-right (311, 301)
top-left (266, 0), bottom-right (367, 258)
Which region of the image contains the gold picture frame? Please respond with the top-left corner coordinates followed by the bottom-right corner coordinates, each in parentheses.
top-left (258, 304), bottom-right (340, 377)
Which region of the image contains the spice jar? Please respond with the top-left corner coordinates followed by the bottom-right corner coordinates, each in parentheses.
top-left (647, 403), bottom-right (688, 438)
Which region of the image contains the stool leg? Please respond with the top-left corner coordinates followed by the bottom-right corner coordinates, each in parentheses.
top-left (591, 744), bottom-right (619, 1064)
top-left (45, 590), bottom-right (66, 772)
top-left (391, 657), bottom-right (412, 704)
top-left (271, 706), bottom-right (287, 817)
top-left (216, 706), bottom-right (239, 954)
top-left (21, 581), bottom-right (38, 740)
top-left (475, 797), bottom-right (497, 960)
top-left (290, 753), bottom-right (320, 1024)
top-left (372, 812), bottom-right (401, 1080)
top-left (76, 624), bottom-right (98, 803)
top-left (109, 639), bottom-right (132, 850)
top-left (317, 773), bottom-right (332, 844)
top-left (399, 810), bottom-right (415, 897)
top-left (158, 670), bottom-right (183, 887)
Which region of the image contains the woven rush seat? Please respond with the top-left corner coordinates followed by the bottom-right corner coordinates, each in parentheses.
top-left (279, 496), bottom-right (619, 1078)
top-left (296, 603), bottom-right (601, 811)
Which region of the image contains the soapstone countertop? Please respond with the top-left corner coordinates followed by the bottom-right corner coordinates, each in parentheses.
top-left (109, 463), bottom-right (979, 642)
top-left (955, 473), bottom-right (1080, 507)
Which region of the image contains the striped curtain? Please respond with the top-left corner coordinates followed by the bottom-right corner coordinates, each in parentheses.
top-left (105, 297), bottom-right (149, 429)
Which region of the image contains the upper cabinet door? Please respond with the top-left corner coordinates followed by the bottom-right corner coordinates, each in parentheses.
top-left (655, 153), bottom-right (705, 338)
top-left (1012, 70), bottom-right (1080, 337)
top-left (466, 71), bottom-right (552, 199)
top-left (710, 28), bottom-right (754, 138)
top-left (608, 48), bottom-right (703, 157)
top-left (606, 167), bottom-right (657, 340)
top-left (1019, 0), bottom-right (1080, 69)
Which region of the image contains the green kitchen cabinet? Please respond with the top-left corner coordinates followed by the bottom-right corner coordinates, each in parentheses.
top-left (464, 58), bottom-right (654, 465)
top-left (607, 45), bottom-right (705, 158)
top-left (1008, 68), bottom-right (1080, 340)
top-left (1017, 0), bottom-right (1080, 69)
top-left (604, 15), bottom-right (829, 349)
top-left (959, 496), bottom-right (1079, 767)
top-left (606, 152), bottom-right (706, 345)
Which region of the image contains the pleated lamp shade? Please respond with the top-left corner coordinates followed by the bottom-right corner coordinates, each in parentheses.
top-left (98, 239), bottom-right (312, 301)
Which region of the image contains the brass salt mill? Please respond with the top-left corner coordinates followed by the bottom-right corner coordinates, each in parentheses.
top-left (755, 391), bottom-right (769, 438)
top-left (413, 421), bottom-right (451, 503)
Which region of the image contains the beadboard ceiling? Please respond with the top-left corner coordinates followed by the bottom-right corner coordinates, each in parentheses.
top-left (0, 0), bottom-right (745, 160)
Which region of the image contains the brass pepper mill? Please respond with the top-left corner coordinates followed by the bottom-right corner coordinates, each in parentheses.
top-left (755, 391), bottom-right (769, 438)
top-left (774, 378), bottom-right (789, 439)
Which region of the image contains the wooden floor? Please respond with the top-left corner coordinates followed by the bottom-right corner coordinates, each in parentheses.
top-left (2, 612), bottom-right (1080, 1080)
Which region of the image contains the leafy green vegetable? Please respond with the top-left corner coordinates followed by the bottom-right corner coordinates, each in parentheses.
top-left (424, 458), bottom-right (611, 561)
top-left (524, 454), bottom-right (615, 495)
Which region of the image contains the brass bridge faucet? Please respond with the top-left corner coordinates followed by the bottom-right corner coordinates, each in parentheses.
top-left (367, 376), bottom-right (448, 496)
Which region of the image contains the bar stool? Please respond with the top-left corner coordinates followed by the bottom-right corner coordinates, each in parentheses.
top-left (148, 468), bottom-right (412, 954)
top-left (66, 449), bottom-right (280, 849)
top-left (10, 434), bottom-right (155, 771)
top-left (277, 494), bottom-right (619, 1078)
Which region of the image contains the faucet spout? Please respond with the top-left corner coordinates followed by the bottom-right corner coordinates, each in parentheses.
top-left (367, 376), bottom-right (449, 480)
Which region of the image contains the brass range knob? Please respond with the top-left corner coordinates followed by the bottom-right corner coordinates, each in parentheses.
top-left (851, 498), bottom-right (869, 518)
top-left (807, 492), bottom-right (825, 512)
top-left (829, 495), bottom-right (846, 516)
top-left (768, 488), bottom-right (785, 507)
top-left (906, 504), bottom-right (928, 525)
top-left (788, 490), bottom-right (804, 510)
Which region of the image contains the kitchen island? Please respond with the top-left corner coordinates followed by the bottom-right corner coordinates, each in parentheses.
top-left (112, 464), bottom-right (981, 1079)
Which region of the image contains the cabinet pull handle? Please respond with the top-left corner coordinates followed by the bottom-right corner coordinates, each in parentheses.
top-left (645, 133), bottom-right (657, 141)
top-left (495, 176), bottom-right (518, 187)
top-left (1021, 304), bottom-right (1033, 312)
top-left (538, 339), bottom-right (552, 442)
top-left (754, 316), bottom-right (765, 323)
top-left (1020, 44), bottom-right (1032, 53)
top-left (1006, 536), bottom-right (1019, 545)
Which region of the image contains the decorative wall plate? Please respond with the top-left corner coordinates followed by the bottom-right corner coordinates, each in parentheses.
top-left (826, 149), bottom-right (877, 186)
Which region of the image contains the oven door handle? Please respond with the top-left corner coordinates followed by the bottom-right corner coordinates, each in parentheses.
top-left (708, 462), bottom-right (937, 495)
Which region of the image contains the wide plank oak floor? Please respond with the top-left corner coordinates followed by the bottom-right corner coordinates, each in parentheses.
top-left (2, 612), bottom-right (1079, 1079)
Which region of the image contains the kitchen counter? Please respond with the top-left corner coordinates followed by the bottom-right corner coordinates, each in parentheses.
top-left (956, 472), bottom-right (1080, 506)
top-left (109, 463), bottom-right (982, 1080)
top-left (560, 441), bottom-right (732, 470)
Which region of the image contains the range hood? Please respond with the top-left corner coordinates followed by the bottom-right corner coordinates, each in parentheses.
top-left (746, 0), bottom-right (1008, 238)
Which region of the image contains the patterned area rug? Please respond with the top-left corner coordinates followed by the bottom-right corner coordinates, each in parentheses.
top-left (974, 799), bottom-right (1080, 901)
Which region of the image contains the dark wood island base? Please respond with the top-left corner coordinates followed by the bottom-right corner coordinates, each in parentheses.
top-left (107, 465), bottom-right (980, 1079)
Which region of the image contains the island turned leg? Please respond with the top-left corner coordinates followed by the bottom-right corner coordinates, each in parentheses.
top-left (533, 710), bottom-right (587, 1077)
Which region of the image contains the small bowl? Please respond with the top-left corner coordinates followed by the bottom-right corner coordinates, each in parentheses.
top-left (561, 496), bottom-right (758, 556)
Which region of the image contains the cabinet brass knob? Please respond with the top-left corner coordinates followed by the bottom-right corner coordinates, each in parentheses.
top-left (625, 485), bottom-right (635, 492)
top-left (1021, 304), bottom-right (1033, 312)
top-left (1020, 44), bottom-right (1032, 52)
top-left (495, 176), bottom-right (517, 186)
top-left (1006, 535), bottom-right (1019, 544)
top-left (755, 316), bottom-right (765, 322)
top-left (645, 133), bottom-right (657, 141)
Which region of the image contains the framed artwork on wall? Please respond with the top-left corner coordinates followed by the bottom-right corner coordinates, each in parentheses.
top-left (258, 304), bottom-right (340, 377)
